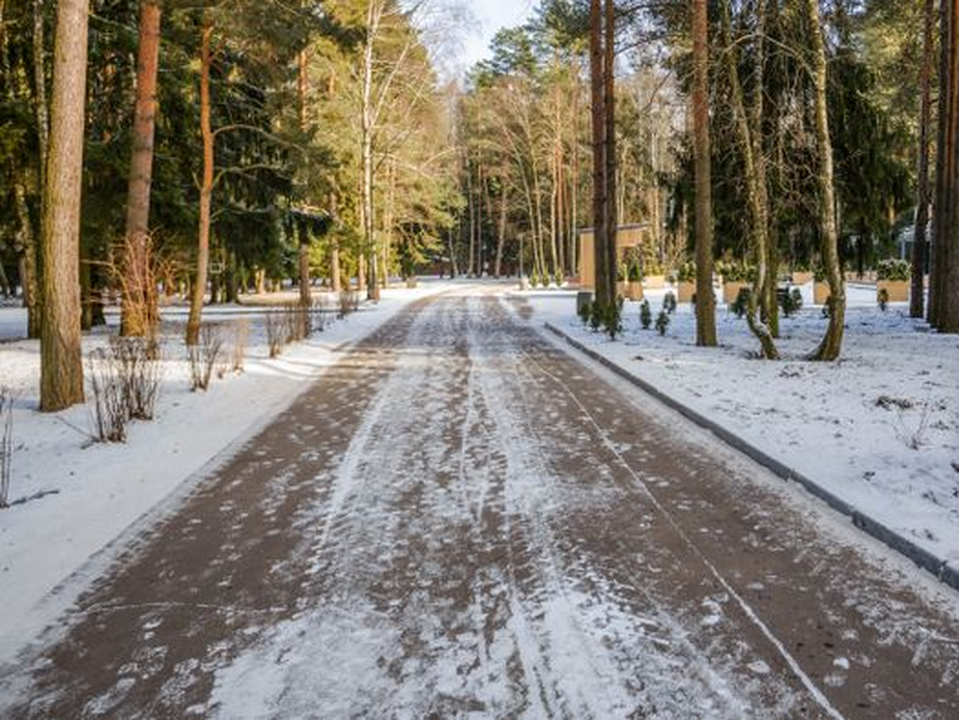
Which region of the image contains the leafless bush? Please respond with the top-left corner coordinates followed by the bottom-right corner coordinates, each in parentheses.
top-left (338, 290), bottom-right (359, 319)
top-left (283, 302), bottom-right (309, 343)
top-left (310, 297), bottom-right (327, 334)
top-left (188, 323), bottom-right (224, 391)
top-left (0, 387), bottom-right (13, 508)
top-left (86, 336), bottom-right (164, 442)
top-left (895, 401), bottom-right (935, 450)
top-left (100, 233), bottom-right (181, 337)
top-left (88, 349), bottom-right (128, 442)
top-left (229, 318), bottom-right (249, 373)
top-left (109, 336), bottom-right (163, 420)
top-left (264, 310), bottom-right (284, 358)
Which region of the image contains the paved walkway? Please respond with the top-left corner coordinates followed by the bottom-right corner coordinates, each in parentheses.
top-left (1, 289), bottom-right (956, 718)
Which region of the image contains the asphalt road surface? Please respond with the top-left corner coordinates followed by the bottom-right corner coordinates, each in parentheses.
top-left (1, 288), bottom-right (956, 719)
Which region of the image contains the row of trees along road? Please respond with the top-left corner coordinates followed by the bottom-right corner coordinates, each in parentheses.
top-left (0, 0), bottom-right (459, 410)
top-left (0, 0), bottom-right (957, 409)
top-left (454, 0), bottom-right (957, 360)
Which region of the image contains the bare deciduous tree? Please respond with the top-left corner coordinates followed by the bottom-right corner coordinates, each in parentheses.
top-left (806, 0), bottom-right (846, 360)
top-left (720, 0), bottom-right (778, 360)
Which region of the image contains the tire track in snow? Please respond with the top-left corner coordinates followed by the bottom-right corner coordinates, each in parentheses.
top-left (210, 296), bottom-right (521, 717)
top-left (474, 297), bottom-right (777, 718)
top-left (513, 331), bottom-right (843, 719)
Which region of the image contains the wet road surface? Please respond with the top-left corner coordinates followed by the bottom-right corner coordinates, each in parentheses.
top-left (0, 289), bottom-right (956, 718)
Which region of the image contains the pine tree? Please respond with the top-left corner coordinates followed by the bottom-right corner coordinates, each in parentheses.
top-left (122, 0), bottom-right (163, 337)
top-left (910, 0), bottom-right (935, 319)
top-left (40, 0), bottom-right (88, 410)
top-left (692, 0), bottom-right (717, 347)
top-left (928, 0), bottom-right (958, 332)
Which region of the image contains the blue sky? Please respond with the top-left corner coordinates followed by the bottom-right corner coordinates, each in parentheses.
top-left (460, 0), bottom-right (536, 68)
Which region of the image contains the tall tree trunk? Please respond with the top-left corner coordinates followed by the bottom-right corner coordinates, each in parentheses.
top-left (39, 0), bottom-right (88, 411)
top-left (186, 20), bottom-right (214, 346)
top-left (329, 194), bottom-right (341, 293)
top-left (0, 1), bottom-right (8, 86)
top-left (911, 0), bottom-right (935, 318)
top-left (298, 49), bottom-right (307, 129)
top-left (570, 64), bottom-right (580, 275)
top-left (225, 251), bottom-right (238, 303)
top-left (330, 242), bottom-right (341, 291)
top-left (589, 0), bottom-right (612, 307)
top-left (928, 3), bottom-right (943, 326)
top-left (477, 160), bottom-right (486, 276)
top-left (692, 0), bottom-right (717, 347)
top-left (520, 168), bottom-right (536, 278)
top-left (361, 1), bottom-right (380, 301)
top-left (383, 159), bottom-right (396, 286)
top-left (532, 157), bottom-right (549, 278)
top-left (14, 180), bottom-right (41, 338)
top-left (122, 0), bottom-right (161, 337)
top-left (930, 0), bottom-right (958, 332)
top-left (89, 264), bottom-right (105, 327)
top-left (754, 0), bottom-right (779, 339)
top-left (297, 49), bottom-right (312, 309)
top-left (33, 0), bottom-right (49, 193)
top-left (447, 226), bottom-right (459, 277)
top-left (806, 0), bottom-right (846, 360)
top-left (80, 252), bottom-right (93, 330)
top-left (466, 164), bottom-right (476, 276)
top-left (29, 0), bottom-right (49, 338)
top-left (551, 73), bottom-right (564, 280)
top-left (297, 225), bottom-right (312, 308)
top-left (494, 182), bottom-right (507, 278)
top-left (648, 118), bottom-right (661, 262)
top-left (602, 0), bottom-right (617, 301)
top-left (764, 0), bottom-right (786, 337)
top-left (945, 0), bottom-right (958, 332)
top-left (721, 0), bottom-right (778, 359)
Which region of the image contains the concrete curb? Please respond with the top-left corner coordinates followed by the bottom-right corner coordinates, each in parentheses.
top-left (543, 321), bottom-right (959, 590)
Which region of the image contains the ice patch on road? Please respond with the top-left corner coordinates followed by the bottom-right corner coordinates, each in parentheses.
top-left (211, 603), bottom-right (397, 719)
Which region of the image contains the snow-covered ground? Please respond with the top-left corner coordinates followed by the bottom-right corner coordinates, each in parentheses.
top-left (2, 288), bottom-right (954, 718)
top-left (0, 307), bottom-right (28, 342)
top-left (0, 280), bottom-right (451, 662)
top-left (521, 282), bottom-right (959, 571)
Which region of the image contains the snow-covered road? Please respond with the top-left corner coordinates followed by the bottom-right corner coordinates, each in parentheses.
top-left (1, 287), bottom-right (956, 718)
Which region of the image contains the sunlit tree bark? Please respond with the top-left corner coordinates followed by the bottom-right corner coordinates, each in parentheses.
top-left (40, 0), bottom-right (89, 410)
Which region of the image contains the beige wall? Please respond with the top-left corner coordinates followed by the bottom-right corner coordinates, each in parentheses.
top-left (578, 227), bottom-right (645, 289)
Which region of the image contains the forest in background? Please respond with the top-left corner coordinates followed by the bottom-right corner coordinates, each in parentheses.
top-left (0, 0), bottom-right (957, 410)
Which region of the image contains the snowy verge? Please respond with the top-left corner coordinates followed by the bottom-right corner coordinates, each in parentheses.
top-left (515, 288), bottom-right (959, 579)
top-left (0, 281), bottom-right (450, 663)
